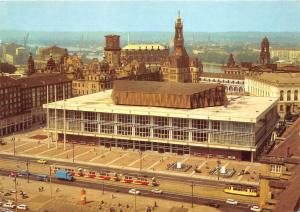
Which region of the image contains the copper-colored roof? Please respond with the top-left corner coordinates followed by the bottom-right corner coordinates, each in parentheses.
top-left (246, 72), bottom-right (300, 87)
top-left (113, 80), bottom-right (220, 96)
top-left (201, 72), bottom-right (244, 80)
top-left (270, 117), bottom-right (300, 158)
top-left (0, 76), bottom-right (19, 88)
top-left (274, 164), bottom-right (300, 212)
top-left (19, 73), bottom-right (70, 88)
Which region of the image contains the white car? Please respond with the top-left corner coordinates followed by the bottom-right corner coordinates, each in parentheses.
top-left (3, 202), bottom-right (16, 209)
top-left (151, 188), bottom-right (163, 194)
top-left (17, 204), bottom-right (28, 210)
top-left (128, 189), bottom-right (140, 195)
top-left (225, 199), bottom-right (238, 205)
top-left (250, 205), bottom-right (261, 212)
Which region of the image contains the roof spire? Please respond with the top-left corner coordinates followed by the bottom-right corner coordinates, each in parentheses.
top-left (177, 10), bottom-right (181, 19)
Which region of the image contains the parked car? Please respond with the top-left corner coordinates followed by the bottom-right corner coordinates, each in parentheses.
top-left (128, 189), bottom-right (140, 195)
top-left (10, 189), bottom-right (16, 193)
top-left (9, 172), bottom-right (17, 178)
top-left (17, 204), bottom-right (28, 210)
top-left (3, 202), bottom-right (16, 209)
top-left (205, 202), bottom-right (220, 208)
top-left (225, 199), bottom-right (238, 205)
top-left (18, 170), bottom-right (30, 177)
top-left (250, 205), bottom-right (261, 212)
top-left (36, 159), bottom-right (47, 164)
top-left (151, 188), bottom-right (163, 194)
top-left (4, 192), bottom-right (11, 196)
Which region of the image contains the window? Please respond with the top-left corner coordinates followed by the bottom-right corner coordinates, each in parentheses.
top-left (280, 90), bottom-right (284, 101)
top-left (212, 121), bottom-right (220, 130)
top-left (192, 120), bottom-right (208, 142)
top-left (172, 118), bottom-right (188, 141)
top-left (270, 164), bottom-right (282, 173)
top-left (153, 117), bottom-right (169, 139)
top-left (287, 90), bottom-right (291, 101)
top-left (280, 105), bottom-right (284, 112)
top-left (83, 112), bottom-right (97, 132)
top-left (135, 115), bottom-right (150, 137)
top-left (99, 113), bottom-right (114, 134)
top-left (294, 90), bottom-right (298, 101)
top-left (117, 114), bottom-right (132, 135)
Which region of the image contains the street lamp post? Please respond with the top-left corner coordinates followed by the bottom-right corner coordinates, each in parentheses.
top-left (139, 150), bottom-right (142, 172)
top-left (26, 160), bottom-right (29, 183)
top-left (217, 159), bottom-right (221, 181)
top-left (72, 143), bottom-right (75, 163)
top-left (191, 182), bottom-right (194, 208)
top-left (49, 166), bottom-right (52, 199)
top-left (134, 191), bottom-right (137, 212)
top-left (12, 136), bottom-right (16, 156)
top-left (14, 176), bottom-right (18, 212)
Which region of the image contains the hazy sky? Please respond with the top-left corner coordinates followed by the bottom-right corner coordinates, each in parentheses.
top-left (0, 1), bottom-right (300, 32)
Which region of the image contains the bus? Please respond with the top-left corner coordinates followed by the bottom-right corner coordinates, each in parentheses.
top-left (224, 184), bottom-right (259, 197)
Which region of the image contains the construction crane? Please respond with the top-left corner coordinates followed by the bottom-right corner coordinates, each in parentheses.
top-left (23, 33), bottom-right (29, 48)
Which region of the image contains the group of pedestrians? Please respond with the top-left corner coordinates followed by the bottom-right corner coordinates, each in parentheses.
top-left (38, 186), bottom-right (44, 192)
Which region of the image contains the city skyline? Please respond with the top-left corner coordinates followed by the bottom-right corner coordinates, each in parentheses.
top-left (0, 1), bottom-right (300, 32)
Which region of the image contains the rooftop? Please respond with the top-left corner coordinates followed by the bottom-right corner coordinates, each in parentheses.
top-left (246, 72), bottom-right (300, 87)
top-left (43, 89), bottom-right (278, 123)
top-left (122, 44), bottom-right (167, 50)
top-left (200, 72), bottom-right (245, 80)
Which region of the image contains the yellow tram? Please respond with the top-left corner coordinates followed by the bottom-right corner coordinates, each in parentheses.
top-left (224, 184), bottom-right (259, 197)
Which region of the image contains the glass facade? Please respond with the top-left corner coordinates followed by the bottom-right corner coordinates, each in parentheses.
top-left (47, 109), bottom-right (266, 148)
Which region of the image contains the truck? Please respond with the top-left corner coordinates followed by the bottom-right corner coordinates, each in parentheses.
top-left (55, 170), bottom-right (73, 181)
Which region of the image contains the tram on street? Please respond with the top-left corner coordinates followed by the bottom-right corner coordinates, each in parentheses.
top-left (224, 184), bottom-right (259, 197)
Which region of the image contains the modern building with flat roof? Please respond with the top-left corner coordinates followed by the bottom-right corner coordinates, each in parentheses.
top-left (43, 81), bottom-right (278, 162)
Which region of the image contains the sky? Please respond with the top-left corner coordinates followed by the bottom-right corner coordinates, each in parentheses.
top-left (0, 1), bottom-right (300, 32)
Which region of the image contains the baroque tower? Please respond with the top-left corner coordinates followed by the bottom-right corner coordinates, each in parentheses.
top-left (173, 11), bottom-right (188, 57)
top-left (26, 52), bottom-right (35, 76)
top-left (104, 35), bottom-right (121, 67)
top-left (259, 37), bottom-right (271, 65)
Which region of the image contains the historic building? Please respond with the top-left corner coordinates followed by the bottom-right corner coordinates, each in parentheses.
top-left (104, 35), bottom-right (121, 67)
top-left (121, 44), bottom-right (169, 66)
top-left (245, 73), bottom-right (300, 119)
top-left (260, 37), bottom-right (271, 65)
top-left (199, 73), bottom-right (245, 94)
top-left (259, 118), bottom-right (300, 212)
top-left (161, 12), bottom-right (202, 83)
top-left (0, 73), bottom-right (72, 137)
top-left (72, 58), bottom-right (114, 96)
top-left (44, 80), bottom-right (278, 162)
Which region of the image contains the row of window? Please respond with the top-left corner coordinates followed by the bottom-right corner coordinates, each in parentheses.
top-left (280, 90), bottom-right (298, 101)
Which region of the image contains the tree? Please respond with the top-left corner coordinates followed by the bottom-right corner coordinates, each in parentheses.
top-left (0, 62), bottom-right (17, 74)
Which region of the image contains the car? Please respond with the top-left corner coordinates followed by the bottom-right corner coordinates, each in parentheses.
top-left (151, 188), bottom-right (163, 194)
top-left (18, 170), bottom-right (30, 177)
top-left (36, 159), bottom-right (47, 164)
top-left (205, 202), bottom-right (220, 208)
top-left (17, 204), bottom-right (28, 210)
top-left (10, 189), bottom-right (16, 193)
top-left (4, 192), bottom-right (11, 196)
top-left (22, 193), bottom-right (29, 199)
top-left (225, 199), bottom-right (238, 205)
top-left (250, 205), bottom-right (261, 212)
top-left (9, 172), bottom-right (17, 178)
top-left (3, 202), bottom-right (16, 209)
top-left (128, 189), bottom-right (140, 195)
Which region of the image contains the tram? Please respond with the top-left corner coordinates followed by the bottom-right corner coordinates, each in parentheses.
top-left (224, 184), bottom-right (259, 197)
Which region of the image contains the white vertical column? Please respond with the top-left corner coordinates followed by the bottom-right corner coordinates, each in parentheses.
top-left (208, 119), bottom-right (211, 144)
top-left (97, 113), bottom-right (100, 133)
top-left (114, 113), bottom-right (117, 135)
top-left (47, 85), bottom-right (50, 148)
top-left (81, 111), bottom-right (84, 132)
top-left (132, 115), bottom-right (135, 137)
top-left (168, 117), bottom-right (172, 141)
top-left (150, 116), bottom-right (153, 138)
top-left (188, 119), bottom-right (192, 143)
top-left (63, 85), bottom-right (66, 150)
top-left (54, 85), bottom-right (58, 149)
